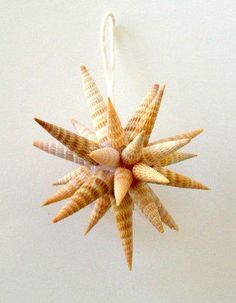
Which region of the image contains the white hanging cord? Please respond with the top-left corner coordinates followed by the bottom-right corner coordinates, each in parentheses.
top-left (100, 12), bottom-right (116, 99)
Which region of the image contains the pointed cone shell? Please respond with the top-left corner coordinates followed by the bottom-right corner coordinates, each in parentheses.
top-left (132, 163), bottom-right (169, 184)
top-left (121, 132), bottom-right (145, 165)
top-left (106, 98), bottom-right (128, 148)
top-left (71, 118), bottom-right (96, 141)
top-left (125, 84), bottom-right (159, 141)
top-left (89, 147), bottom-right (120, 167)
top-left (53, 166), bottom-right (91, 186)
top-left (148, 186), bottom-right (179, 231)
top-left (33, 141), bottom-right (84, 165)
top-left (111, 194), bottom-right (133, 270)
top-left (42, 166), bottom-right (92, 206)
top-left (141, 85), bottom-right (165, 146)
top-left (84, 194), bottom-right (111, 235)
top-left (129, 183), bottom-right (164, 233)
top-left (142, 138), bottom-right (191, 165)
top-left (34, 118), bottom-right (99, 164)
top-left (159, 151), bottom-right (197, 167)
top-left (154, 166), bottom-right (210, 190)
top-left (52, 171), bottom-right (113, 223)
top-left (80, 65), bottom-right (107, 144)
top-left (114, 168), bottom-right (133, 206)
top-left (149, 128), bottom-right (204, 146)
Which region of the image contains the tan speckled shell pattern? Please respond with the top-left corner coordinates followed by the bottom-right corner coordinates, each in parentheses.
top-left (142, 85), bottom-right (165, 146)
top-left (42, 166), bottom-right (93, 206)
top-left (149, 128), bottom-right (204, 146)
top-left (154, 166), bottom-right (209, 190)
top-left (53, 166), bottom-right (92, 186)
top-left (111, 194), bottom-right (133, 270)
top-left (132, 163), bottom-right (169, 184)
top-left (53, 171), bottom-right (113, 223)
top-left (129, 183), bottom-right (164, 233)
top-left (80, 65), bottom-right (107, 144)
top-left (34, 118), bottom-right (99, 164)
top-left (33, 141), bottom-right (84, 165)
top-left (125, 84), bottom-right (159, 141)
top-left (121, 132), bottom-right (144, 165)
top-left (84, 194), bottom-right (111, 235)
top-left (148, 185), bottom-right (179, 231)
top-left (159, 151), bottom-right (197, 167)
top-left (142, 138), bottom-right (190, 165)
top-left (107, 98), bottom-right (128, 148)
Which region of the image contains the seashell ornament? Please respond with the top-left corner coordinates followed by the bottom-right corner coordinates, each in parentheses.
top-left (33, 12), bottom-right (209, 270)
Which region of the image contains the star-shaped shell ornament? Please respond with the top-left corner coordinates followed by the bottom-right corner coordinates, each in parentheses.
top-left (33, 65), bottom-right (209, 270)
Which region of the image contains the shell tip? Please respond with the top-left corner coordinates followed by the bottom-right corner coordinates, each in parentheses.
top-left (128, 262), bottom-right (132, 271)
top-left (80, 65), bottom-right (87, 72)
top-left (52, 216), bottom-right (61, 223)
top-left (34, 117), bottom-right (44, 127)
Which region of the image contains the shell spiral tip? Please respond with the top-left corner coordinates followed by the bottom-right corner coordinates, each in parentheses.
top-left (80, 65), bottom-right (87, 71)
top-left (40, 201), bottom-right (48, 207)
top-left (52, 216), bottom-right (61, 223)
top-left (159, 226), bottom-right (165, 233)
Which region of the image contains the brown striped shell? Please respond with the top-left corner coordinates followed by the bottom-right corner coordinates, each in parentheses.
top-left (111, 194), bottom-right (133, 270)
top-left (53, 171), bottom-right (113, 223)
top-left (34, 67), bottom-right (209, 270)
top-left (34, 118), bottom-right (99, 164)
top-left (129, 182), bottom-right (164, 233)
top-left (84, 194), bottom-right (111, 235)
top-left (42, 166), bottom-right (92, 206)
top-left (159, 151), bottom-right (197, 167)
top-left (106, 98), bottom-right (128, 148)
top-left (142, 138), bottom-right (190, 165)
top-left (80, 65), bottom-right (107, 144)
top-left (33, 141), bottom-right (84, 165)
top-left (154, 166), bottom-right (209, 190)
top-left (125, 84), bottom-right (159, 141)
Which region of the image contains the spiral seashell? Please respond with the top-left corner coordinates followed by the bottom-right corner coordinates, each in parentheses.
top-left (52, 171), bottom-right (113, 223)
top-left (142, 139), bottom-right (190, 165)
top-left (114, 168), bottom-right (133, 205)
top-left (148, 185), bottom-right (179, 231)
top-left (106, 98), bottom-right (128, 148)
top-left (121, 132), bottom-right (144, 165)
top-left (80, 65), bottom-right (107, 144)
top-left (53, 167), bottom-right (92, 186)
top-left (154, 166), bottom-right (210, 190)
top-left (84, 194), bottom-right (111, 235)
top-left (33, 141), bottom-right (84, 165)
top-left (159, 151), bottom-right (197, 167)
top-left (149, 128), bottom-right (204, 146)
top-left (71, 118), bottom-right (96, 141)
top-left (141, 84), bottom-right (165, 146)
top-left (34, 118), bottom-right (99, 164)
top-left (111, 194), bottom-right (133, 270)
top-left (132, 163), bottom-right (169, 184)
top-left (125, 84), bottom-right (159, 141)
top-left (129, 182), bottom-right (164, 233)
top-left (42, 166), bottom-right (93, 206)
top-left (89, 147), bottom-right (120, 167)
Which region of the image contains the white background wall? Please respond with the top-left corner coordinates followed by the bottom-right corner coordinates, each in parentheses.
top-left (1, 1), bottom-right (235, 302)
